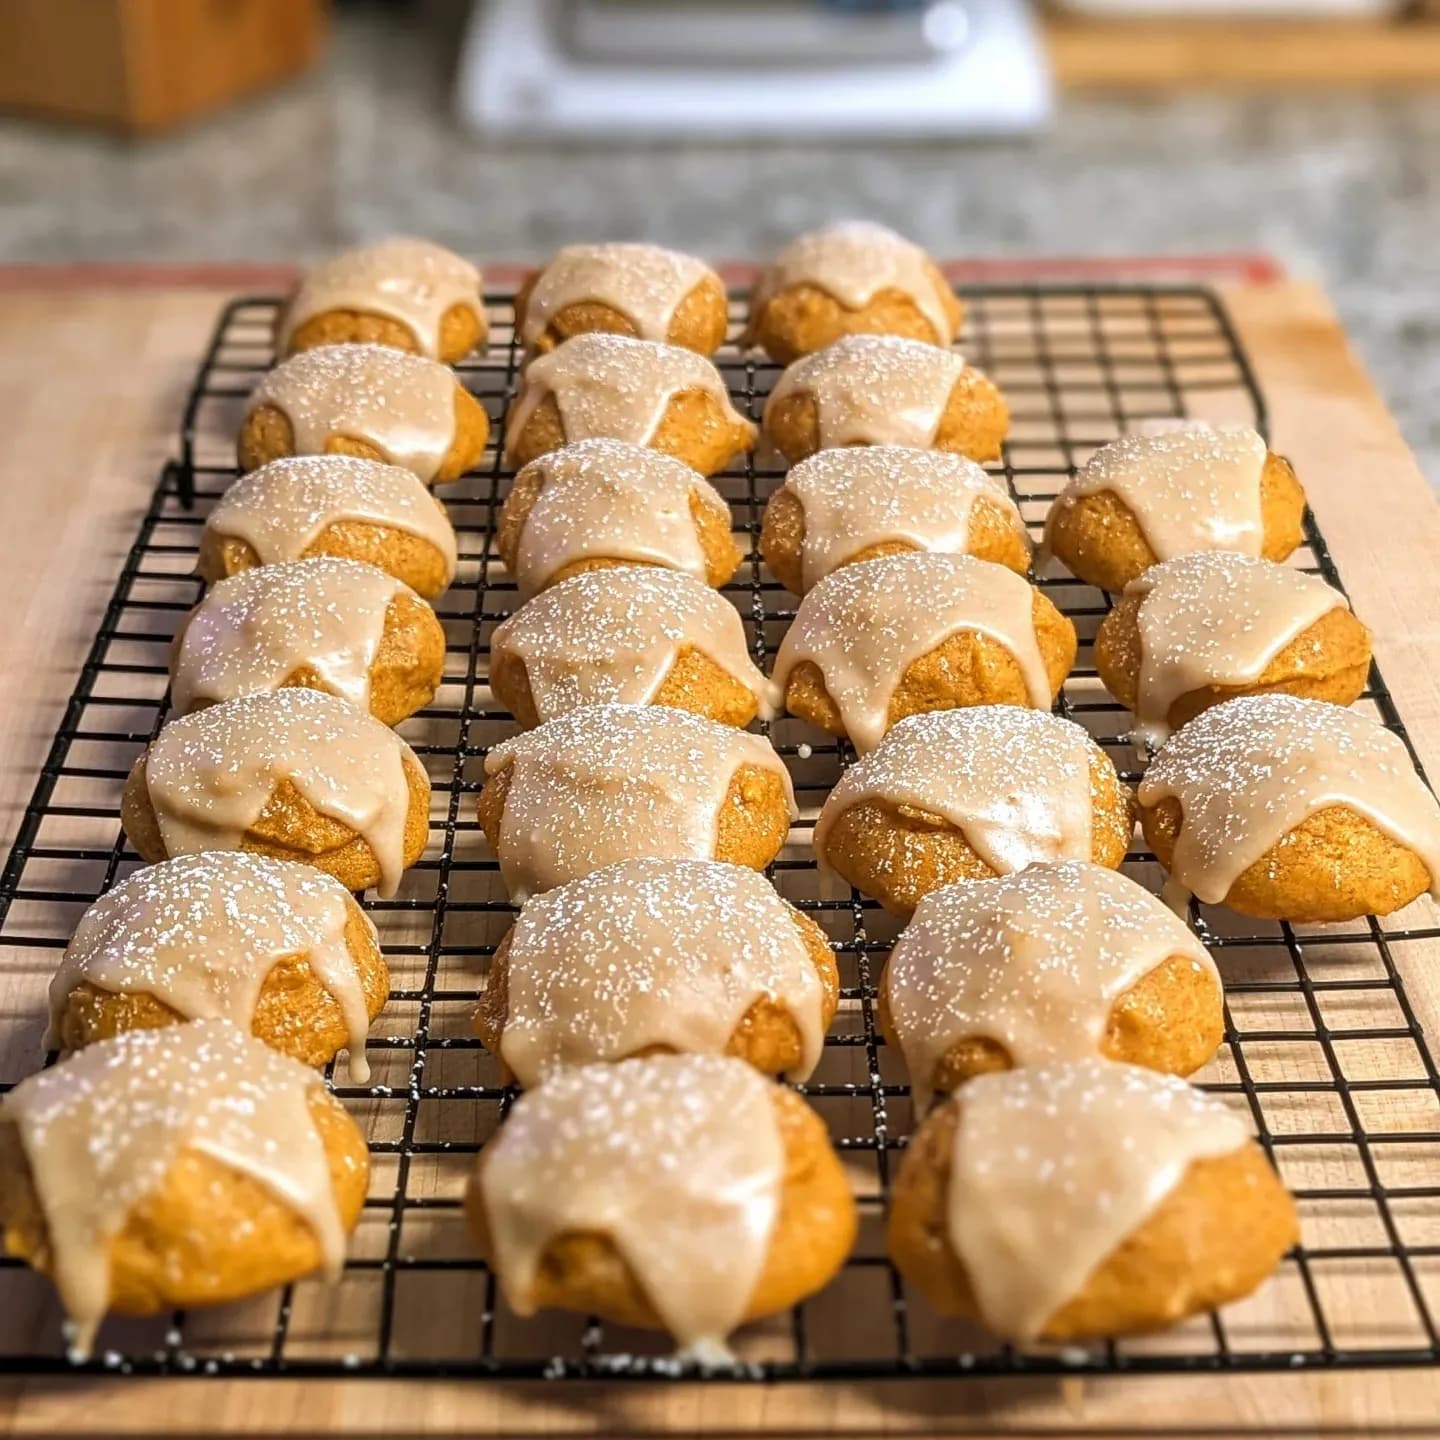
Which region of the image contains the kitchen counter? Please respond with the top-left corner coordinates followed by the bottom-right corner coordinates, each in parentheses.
top-left (0, 1), bottom-right (1436, 482)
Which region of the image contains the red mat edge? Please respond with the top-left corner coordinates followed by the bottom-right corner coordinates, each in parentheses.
top-left (0, 253), bottom-right (1284, 293)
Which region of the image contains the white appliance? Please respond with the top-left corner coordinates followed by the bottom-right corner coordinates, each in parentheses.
top-left (456, 0), bottom-right (1052, 138)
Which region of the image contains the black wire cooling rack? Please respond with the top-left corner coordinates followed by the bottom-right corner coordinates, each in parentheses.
top-left (1, 283), bottom-right (1439, 1382)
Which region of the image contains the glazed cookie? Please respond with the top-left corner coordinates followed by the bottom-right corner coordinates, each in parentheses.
top-left (496, 438), bottom-right (741, 599)
top-left (1094, 551), bottom-right (1371, 747)
top-left (121, 689), bottom-right (431, 898)
top-left (746, 220), bottom-right (962, 365)
top-left (762, 335), bottom-right (1008, 465)
top-left (239, 343), bottom-right (490, 485)
top-left (1138, 694), bottom-right (1440, 922)
top-left (489, 568), bottom-right (779, 729)
top-left (888, 1058), bottom-right (1296, 1342)
top-left (467, 1053), bottom-right (856, 1354)
top-left (516, 242), bottom-right (728, 357)
top-left (47, 853), bottom-right (388, 1082)
top-left (475, 858), bottom-right (838, 1085)
top-left (773, 552), bottom-right (1075, 754)
top-left (813, 708), bottom-right (1133, 915)
top-left (0, 1019), bottom-right (368, 1356)
top-left (198, 455), bottom-right (458, 601)
top-left (170, 557), bottom-right (446, 726)
top-left (1043, 422), bottom-right (1307, 594)
top-left (278, 237), bottom-right (487, 362)
top-left (878, 861), bottom-right (1221, 1111)
top-left (760, 446), bottom-right (1029, 595)
top-left (476, 703), bottom-right (796, 901)
top-left (503, 333), bottom-right (756, 477)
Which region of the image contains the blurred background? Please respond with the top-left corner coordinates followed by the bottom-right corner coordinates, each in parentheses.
top-left (1, 0), bottom-right (1436, 475)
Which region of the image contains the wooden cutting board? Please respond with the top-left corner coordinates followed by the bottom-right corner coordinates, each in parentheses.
top-left (0, 267), bottom-right (1437, 1436)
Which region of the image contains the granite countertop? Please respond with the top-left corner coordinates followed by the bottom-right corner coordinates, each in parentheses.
top-left (2, 1), bottom-right (1436, 480)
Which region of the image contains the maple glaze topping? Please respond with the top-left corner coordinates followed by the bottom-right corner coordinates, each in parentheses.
top-left (780, 445), bottom-right (1027, 592)
top-left (143, 689), bottom-right (419, 898)
top-left (491, 567), bottom-right (778, 724)
top-left (1123, 551), bottom-right (1350, 746)
top-left (750, 221), bottom-right (956, 346)
top-left (171, 557), bottom-right (409, 716)
top-left (280, 237), bottom-right (486, 360)
top-left (48, 853), bottom-right (377, 1081)
top-left (1046, 421), bottom-right (1269, 568)
top-left (249, 343), bottom-right (459, 484)
top-left (772, 552), bottom-right (1052, 753)
top-left (507, 438), bottom-right (733, 600)
top-left (482, 703), bottom-right (796, 902)
top-left (521, 242), bottom-right (717, 350)
top-left (886, 861), bottom-right (1216, 1112)
top-left (4, 1018), bottom-right (345, 1357)
top-left (504, 333), bottom-right (753, 457)
top-left (478, 1053), bottom-right (784, 1353)
top-left (813, 708), bottom-right (1101, 875)
top-left (499, 858), bottom-right (826, 1085)
top-left (1138, 694), bottom-right (1440, 905)
top-left (943, 1058), bottom-right (1249, 1340)
top-left (205, 456), bottom-right (458, 582)
top-left (764, 334), bottom-right (967, 451)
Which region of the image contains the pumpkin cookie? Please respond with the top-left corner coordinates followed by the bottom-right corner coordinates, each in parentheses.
top-left (496, 439), bottom-right (741, 600)
top-left (814, 707), bottom-right (1132, 915)
top-left (760, 445), bottom-right (1028, 595)
top-left (0, 1019), bottom-right (368, 1356)
top-left (888, 1058), bottom-right (1296, 1342)
top-left (517, 242), bottom-right (727, 357)
top-left (239, 343), bottom-right (490, 485)
top-left (1044, 422), bottom-right (1307, 594)
top-left (504, 333), bottom-right (755, 477)
top-left (763, 335), bottom-right (1008, 465)
top-left (467, 1054), bottom-right (855, 1354)
top-left (746, 221), bottom-right (961, 365)
top-left (47, 853), bottom-right (388, 1081)
top-left (490, 567), bottom-right (777, 728)
top-left (278, 237), bottom-right (486, 362)
top-left (121, 689), bottom-right (431, 898)
top-left (476, 703), bottom-right (795, 901)
top-left (475, 858), bottom-right (838, 1085)
top-left (773, 551), bottom-right (1075, 753)
top-left (1138, 694), bottom-right (1440, 921)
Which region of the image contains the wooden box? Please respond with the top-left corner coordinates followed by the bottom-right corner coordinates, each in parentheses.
top-left (0, 0), bottom-right (328, 133)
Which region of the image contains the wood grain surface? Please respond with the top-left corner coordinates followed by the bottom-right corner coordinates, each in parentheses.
top-left (0, 277), bottom-right (1437, 1435)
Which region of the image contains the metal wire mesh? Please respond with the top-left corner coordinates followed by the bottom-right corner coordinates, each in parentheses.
top-left (0, 284), bottom-right (1438, 1380)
